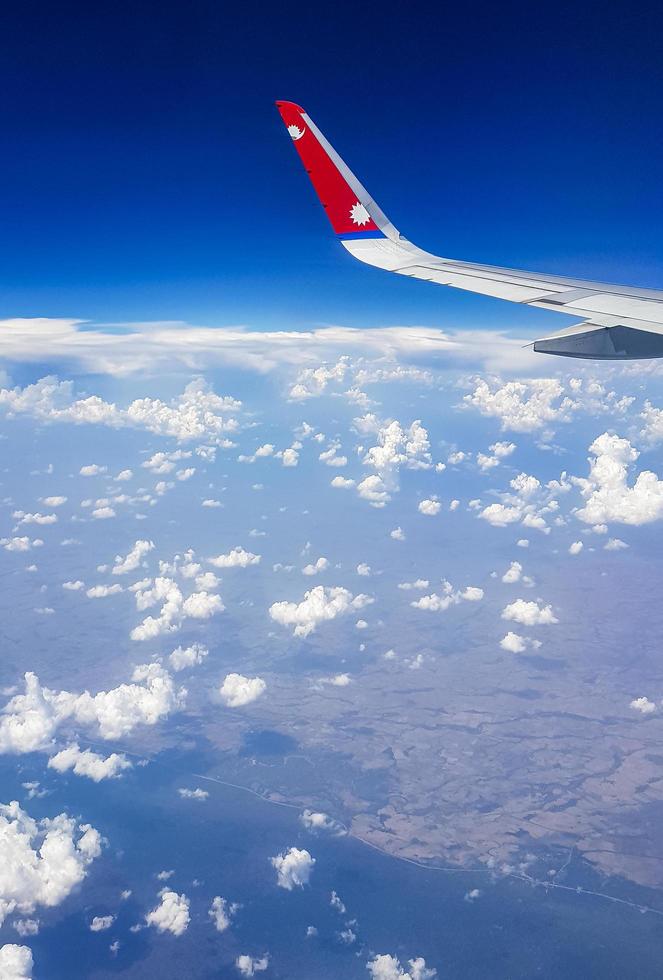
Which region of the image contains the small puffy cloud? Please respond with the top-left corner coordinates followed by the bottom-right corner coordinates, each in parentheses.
top-left (502, 561), bottom-right (522, 583)
top-left (357, 474), bottom-right (390, 507)
top-left (269, 586), bottom-right (373, 637)
top-left (208, 547), bottom-right (261, 569)
top-left (331, 476), bottom-right (355, 489)
top-left (208, 896), bottom-right (239, 932)
top-left (12, 920), bottom-right (38, 938)
top-left (367, 953), bottom-right (437, 979)
top-left (86, 584), bottom-right (123, 598)
top-left (568, 541), bottom-right (583, 555)
top-left (302, 557), bottom-right (329, 576)
top-left (178, 788), bottom-right (209, 801)
top-left (236, 954), bottom-right (269, 977)
top-left (499, 632), bottom-right (526, 653)
top-left (281, 447), bottom-right (299, 467)
top-left (390, 527), bottom-right (405, 541)
top-left (0, 944), bottom-right (33, 979)
top-left (0, 801), bottom-right (101, 926)
top-left (202, 498), bottom-right (222, 508)
top-left (299, 810), bottom-right (344, 835)
top-left (464, 378), bottom-right (575, 432)
top-left (115, 469), bottom-right (133, 481)
top-left (356, 563), bottom-right (371, 576)
top-left (13, 512), bottom-right (57, 526)
top-left (48, 744), bottom-right (131, 781)
top-left (169, 643), bottom-right (208, 672)
top-left (411, 581), bottom-right (483, 612)
top-left (1, 537), bottom-right (43, 552)
top-left (80, 464), bottom-right (107, 476)
top-left (315, 674), bottom-right (351, 688)
top-left (630, 697), bottom-right (656, 715)
top-left (219, 674), bottom-right (266, 708)
top-left (270, 847), bottom-right (315, 890)
top-left (145, 890), bottom-right (190, 936)
top-left (398, 579), bottom-right (429, 591)
top-left (502, 599), bottom-right (558, 626)
top-left (90, 915), bottom-right (115, 932)
top-left (604, 538), bottom-right (628, 550)
top-left (92, 506), bottom-right (115, 520)
top-left (575, 433), bottom-right (663, 526)
top-left (42, 495), bottom-right (67, 507)
top-left (112, 540), bottom-right (154, 575)
top-left (418, 498), bottom-right (441, 516)
top-left (62, 580), bottom-right (84, 591)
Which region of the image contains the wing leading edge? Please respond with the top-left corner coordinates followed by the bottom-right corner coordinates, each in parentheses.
top-left (276, 100), bottom-right (663, 359)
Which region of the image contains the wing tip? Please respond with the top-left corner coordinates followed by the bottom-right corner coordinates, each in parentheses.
top-left (275, 100), bottom-right (306, 114)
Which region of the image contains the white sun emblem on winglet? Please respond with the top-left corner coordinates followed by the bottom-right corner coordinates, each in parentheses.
top-left (288, 124), bottom-right (305, 141)
top-left (350, 202), bottom-right (371, 227)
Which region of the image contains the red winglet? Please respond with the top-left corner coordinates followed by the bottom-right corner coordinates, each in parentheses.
top-left (276, 101), bottom-right (382, 237)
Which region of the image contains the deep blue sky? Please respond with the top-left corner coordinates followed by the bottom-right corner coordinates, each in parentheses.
top-left (2, 1), bottom-right (663, 331)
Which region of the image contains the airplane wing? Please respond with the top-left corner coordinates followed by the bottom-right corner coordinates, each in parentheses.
top-left (276, 100), bottom-right (663, 359)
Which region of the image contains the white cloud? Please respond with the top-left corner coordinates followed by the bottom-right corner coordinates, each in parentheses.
top-left (208, 547), bottom-right (261, 568)
top-left (331, 476), bottom-right (355, 489)
top-left (390, 527), bottom-right (405, 541)
top-left (269, 586), bottom-right (373, 637)
top-left (80, 464), bottom-right (107, 476)
top-left (91, 506), bottom-right (115, 520)
top-left (0, 944), bottom-right (33, 980)
top-left (131, 573), bottom-right (224, 641)
top-left (464, 377), bottom-right (575, 432)
top-left (574, 433), bottom-right (663, 526)
top-left (502, 599), bottom-right (558, 626)
top-left (502, 561), bottom-right (522, 583)
top-left (48, 743), bottom-right (131, 781)
top-left (299, 810), bottom-right (344, 835)
top-left (568, 541), bottom-right (583, 555)
top-left (178, 788), bottom-right (209, 801)
top-left (202, 498), bottom-right (222, 508)
top-left (62, 580), bottom-right (84, 591)
top-left (270, 847), bottom-right (315, 890)
top-left (0, 662), bottom-right (185, 753)
top-left (357, 474), bottom-right (390, 507)
top-left (289, 358), bottom-right (349, 400)
top-left (302, 557), bottom-right (329, 576)
top-left (42, 496), bottom-right (67, 507)
top-left (0, 801), bottom-right (101, 926)
top-left (145, 889), bottom-right (190, 936)
top-left (0, 376), bottom-right (241, 445)
top-left (604, 538), bottom-right (628, 551)
top-left (366, 953), bottom-right (437, 979)
top-left (236, 954), bottom-right (269, 977)
top-left (13, 512), bottom-right (57, 526)
top-left (0, 320), bottom-right (536, 380)
top-left (219, 674), bottom-right (266, 708)
top-left (398, 579), bottom-right (429, 591)
top-left (115, 469), bottom-right (133, 481)
top-left (418, 498), bottom-right (441, 516)
top-left (630, 697), bottom-right (656, 715)
top-left (356, 563), bottom-right (371, 576)
top-left (411, 581), bottom-right (483, 612)
top-left (169, 643), bottom-right (208, 672)
top-left (112, 539), bottom-right (154, 575)
top-left (499, 632), bottom-right (526, 653)
top-left (281, 447), bottom-right (299, 467)
top-left (90, 915), bottom-right (115, 932)
top-left (0, 538), bottom-right (43, 553)
top-left (12, 920), bottom-right (38, 938)
top-left (315, 674), bottom-right (351, 688)
top-left (208, 896), bottom-right (239, 932)
top-left (86, 584), bottom-right (123, 598)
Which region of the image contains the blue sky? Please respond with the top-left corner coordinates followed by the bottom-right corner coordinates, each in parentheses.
top-left (2, 2), bottom-right (663, 327)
